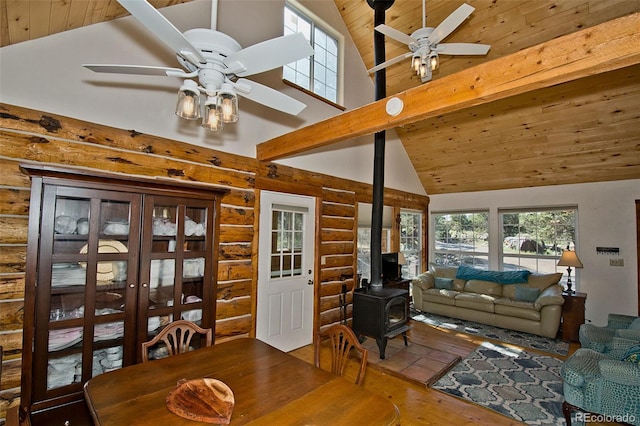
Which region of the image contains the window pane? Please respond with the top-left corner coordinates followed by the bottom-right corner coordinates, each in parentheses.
top-left (433, 211), bottom-right (489, 268)
top-left (284, 3), bottom-right (340, 104)
top-left (400, 210), bottom-right (423, 279)
top-left (500, 208), bottom-right (578, 290)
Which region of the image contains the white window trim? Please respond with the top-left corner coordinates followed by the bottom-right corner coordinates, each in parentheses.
top-left (285, 0), bottom-right (344, 105)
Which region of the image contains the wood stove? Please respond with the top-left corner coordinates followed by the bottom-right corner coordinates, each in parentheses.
top-left (352, 287), bottom-right (410, 359)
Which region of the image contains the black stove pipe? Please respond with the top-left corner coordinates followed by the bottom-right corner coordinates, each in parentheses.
top-left (367, 0), bottom-right (394, 290)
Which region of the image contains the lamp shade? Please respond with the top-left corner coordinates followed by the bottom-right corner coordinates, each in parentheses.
top-left (397, 252), bottom-right (407, 265)
top-left (557, 251), bottom-right (583, 268)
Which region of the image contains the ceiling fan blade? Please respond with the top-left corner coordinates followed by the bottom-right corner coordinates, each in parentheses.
top-left (436, 43), bottom-right (490, 55)
top-left (367, 52), bottom-right (413, 74)
top-left (374, 24), bottom-right (416, 46)
top-left (83, 64), bottom-right (186, 76)
top-left (117, 0), bottom-right (205, 67)
top-left (235, 78), bottom-right (306, 115)
top-left (428, 3), bottom-right (474, 45)
top-left (224, 33), bottom-right (314, 77)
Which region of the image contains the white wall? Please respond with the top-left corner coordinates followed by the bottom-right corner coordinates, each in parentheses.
top-left (0, 0), bottom-right (425, 195)
top-left (429, 179), bottom-right (640, 326)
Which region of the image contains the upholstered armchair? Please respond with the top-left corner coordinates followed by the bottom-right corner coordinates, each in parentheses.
top-left (561, 345), bottom-right (640, 425)
top-left (579, 313), bottom-right (640, 358)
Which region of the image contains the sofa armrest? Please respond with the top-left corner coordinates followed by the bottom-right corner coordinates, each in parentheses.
top-left (533, 284), bottom-right (564, 309)
top-left (412, 272), bottom-right (434, 293)
top-left (599, 359), bottom-right (640, 386)
top-left (607, 313), bottom-right (638, 329)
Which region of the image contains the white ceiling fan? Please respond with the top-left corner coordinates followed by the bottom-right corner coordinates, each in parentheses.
top-left (368, 2), bottom-right (490, 83)
top-left (83, 0), bottom-right (314, 131)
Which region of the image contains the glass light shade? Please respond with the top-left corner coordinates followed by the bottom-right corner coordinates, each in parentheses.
top-left (429, 53), bottom-right (439, 71)
top-left (202, 98), bottom-right (223, 131)
top-left (217, 83), bottom-right (238, 123)
top-left (412, 54), bottom-right (421, 72)
top-left (175, 80), bottom-right (201, 120)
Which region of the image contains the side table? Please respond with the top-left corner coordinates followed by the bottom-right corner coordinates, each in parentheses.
top-left (561, 291), bottom-right (587, 342)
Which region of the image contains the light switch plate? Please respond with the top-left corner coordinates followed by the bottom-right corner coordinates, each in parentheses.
top-left (609, 258), bottom-right (624, 267)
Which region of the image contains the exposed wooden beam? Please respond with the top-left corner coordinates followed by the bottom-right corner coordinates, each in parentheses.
top-left (257, 12), bottom-right (640, 161)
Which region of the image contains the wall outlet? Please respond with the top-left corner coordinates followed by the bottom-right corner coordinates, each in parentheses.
top-left (609, 258), bottom-right (624, 267)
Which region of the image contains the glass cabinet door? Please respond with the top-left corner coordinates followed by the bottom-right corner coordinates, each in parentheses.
top-left (139, 195), bottom-right (214, 360)
top-left (35, 185), bottom-right (141, 398)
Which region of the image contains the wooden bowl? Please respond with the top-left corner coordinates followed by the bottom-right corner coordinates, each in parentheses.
top-left (166, 378), bottom-right (235, 424)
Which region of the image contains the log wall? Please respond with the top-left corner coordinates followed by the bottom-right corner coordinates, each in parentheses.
top-left (0, 103), bottom-right (428, 418)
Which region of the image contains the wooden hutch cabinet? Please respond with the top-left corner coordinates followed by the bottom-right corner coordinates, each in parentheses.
top-left (19, 164), bottom-right (225, 424)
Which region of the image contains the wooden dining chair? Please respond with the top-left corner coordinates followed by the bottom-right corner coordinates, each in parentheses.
top-left (141, 320), bottom-right (212, 363)
top-left (314, 324), bottom-right (368, 385)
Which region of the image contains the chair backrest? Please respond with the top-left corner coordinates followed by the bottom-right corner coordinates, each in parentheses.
top-left (141, 320), bottom-right (212, 363)
top-left (314, 324), bottom-right (368, 385)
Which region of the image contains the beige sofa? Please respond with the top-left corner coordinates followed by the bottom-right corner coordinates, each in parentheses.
top-left (412, 264), bottom-right (565, 338)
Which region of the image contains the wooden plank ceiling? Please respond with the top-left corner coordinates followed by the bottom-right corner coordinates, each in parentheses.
top-left (1, 0), bottom-right (639, 195)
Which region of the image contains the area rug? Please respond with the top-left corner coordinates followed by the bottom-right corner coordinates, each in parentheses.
top-left (411, 309), bottom-right (569, 356)
top-left (360, 336), bottom-right (461, 386)
top-left (432, 342), bottom-right (565, 425)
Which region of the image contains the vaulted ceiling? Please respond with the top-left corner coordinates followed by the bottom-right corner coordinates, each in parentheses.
top-left (1, 0), bottom-right (639, 195)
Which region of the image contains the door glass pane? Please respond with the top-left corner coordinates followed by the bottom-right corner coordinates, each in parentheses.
top-left (185, 206), bottom-right (207, 252)
top-left (270, 209), bottom-right (305, 278)
top-left (92, 345), bottom-right (123, 378)
top-left (93, 321), bottom-right (124, 377)
top-left (47, 351), bottom-right (82, 390)
top-left (152, 206), bottom-right (177, 244)
top-left (149, 259), bottom-right (175, 309)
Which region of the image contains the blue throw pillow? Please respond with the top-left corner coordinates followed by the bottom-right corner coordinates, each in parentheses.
top-left (455, 265), bottom-right (530, 284)
top-left (622, 344), bottom-right (640, 363)
top-left (434, 277), bottom-right (454, 290)
top-left (514, 286), bottom-right (540, 303)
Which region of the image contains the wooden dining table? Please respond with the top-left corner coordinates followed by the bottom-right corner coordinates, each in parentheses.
top-left (84, 338), bottom-right (400, 425)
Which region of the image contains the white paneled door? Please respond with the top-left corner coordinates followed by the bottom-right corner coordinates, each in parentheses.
top-left (256, 191), bottom-right (316, 352)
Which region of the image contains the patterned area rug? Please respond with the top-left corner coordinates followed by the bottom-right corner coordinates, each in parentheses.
top-left (432, 342), bottom-right (565, 425)
top-left (411, 310), bottom-right (569, 356)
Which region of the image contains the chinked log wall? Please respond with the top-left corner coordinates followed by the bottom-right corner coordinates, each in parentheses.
top-left (0, 103), bottom-right (429, 416)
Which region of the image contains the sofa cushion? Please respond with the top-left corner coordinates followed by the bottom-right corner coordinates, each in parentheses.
top-left (527, 273), bottom-right (562, 291)
top-left (429, 263), bottom-right (466, 291)
top-left (454, 293), bottom-right (496, 313)
top-left (455, 265), bottom-right (530, 284)
top-left (515, 286), bottom-right (540, 302)
top-left (494, 299), bottom-right (541, 320)
top-left (435, 277), bottom-right (454, 290)
top-left (464, 279), bottom-right (503, 297)
top-left (424, 288), bottom-right (458, 306)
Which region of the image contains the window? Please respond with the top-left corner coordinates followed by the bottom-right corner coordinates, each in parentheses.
top-left (284, 2), bottom-right (340, 104)
top-left (500, 208), bottom-right (577, 282)
top-left (432, 211), bottom-right (489, 268)
top-left (357, 227), bottom-right (391, 283)
top-left (399, 210), bottom-right (423, 279)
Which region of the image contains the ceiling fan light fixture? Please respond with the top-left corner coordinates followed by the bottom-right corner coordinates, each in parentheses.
top-left (411, 54), bottom-right (421, 72)
top-left (217, 83), bottom-right (239, 124)
top-left (429, 52), bottom-right (439, 71)
top-left (202, 97), bottom-right (223, 132)
top-left (175, 79), bottom-right (201, 120)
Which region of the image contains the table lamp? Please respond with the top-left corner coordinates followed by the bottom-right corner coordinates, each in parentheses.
top-left (557, 250), bottom-right (583, 294)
